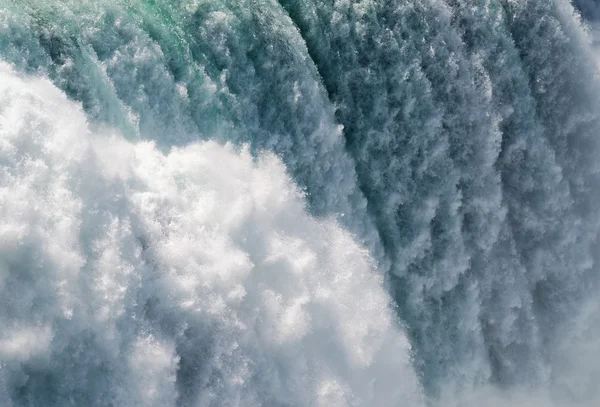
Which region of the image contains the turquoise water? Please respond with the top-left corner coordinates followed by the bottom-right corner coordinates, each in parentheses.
top-left (1, 0), bottom-right (600, 405)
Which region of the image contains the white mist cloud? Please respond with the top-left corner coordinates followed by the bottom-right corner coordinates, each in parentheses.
top-left (0, 62), bottom-right (423, 407)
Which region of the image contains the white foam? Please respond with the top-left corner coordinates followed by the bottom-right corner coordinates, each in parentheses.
top-left (0, 62), bottom-right (423, 406)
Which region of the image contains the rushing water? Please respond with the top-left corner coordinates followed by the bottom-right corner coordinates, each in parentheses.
top-left (1, 1), bottom-right (600, 406)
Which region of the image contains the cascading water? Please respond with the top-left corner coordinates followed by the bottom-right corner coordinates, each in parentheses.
top-left (1, 1), bottom-right (600, 406)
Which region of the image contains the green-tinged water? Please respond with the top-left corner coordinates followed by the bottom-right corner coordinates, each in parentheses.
top-left (2, 0), bottom-right (600, 405)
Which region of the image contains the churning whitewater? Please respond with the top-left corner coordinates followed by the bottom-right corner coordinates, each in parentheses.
top-left (1, 0), bottom-right (600, 406)
top-left (0, 62), bottom-right (422, 406)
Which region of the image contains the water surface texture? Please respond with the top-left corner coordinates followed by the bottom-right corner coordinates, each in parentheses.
top-left (1, 1), bottom-right (600, 406)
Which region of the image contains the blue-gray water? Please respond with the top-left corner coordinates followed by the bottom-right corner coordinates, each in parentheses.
top-left (1, 1), bottom-right (600, 406)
